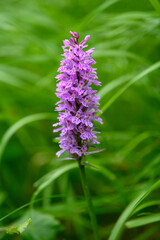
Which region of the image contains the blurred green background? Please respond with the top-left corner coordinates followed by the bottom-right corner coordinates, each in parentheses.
top-left (0, 0), bottom-right (160, 239)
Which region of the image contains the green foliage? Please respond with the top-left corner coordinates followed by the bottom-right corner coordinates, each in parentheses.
top-left (18, 210), bottom-right (61, 240)
top-left (126, 214), bottom-right (160, 228)
top-left (0, 218), bottom-right (32, 235)
top-left (32, 163), bottom-right (77, 200)
top-left (100, 61), bottom-right (160, 113)
top-left (108, 179), bottom-right (160, 240)
top-left (6, 218), bottom-right (32, 235)
top-left (0, 0), bottom-right (160, 239)
top-left (0, 113), bottom-right (56, 162)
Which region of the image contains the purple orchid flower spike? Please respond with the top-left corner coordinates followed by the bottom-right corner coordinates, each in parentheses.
top-left (53, 31), bottom-right (103, 159)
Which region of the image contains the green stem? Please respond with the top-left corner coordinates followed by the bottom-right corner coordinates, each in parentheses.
top-left (78, 158), bottom-right (100, 240)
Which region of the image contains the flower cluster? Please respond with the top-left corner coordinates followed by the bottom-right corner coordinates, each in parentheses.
top-left (53, 31), bottom-right (103, 159)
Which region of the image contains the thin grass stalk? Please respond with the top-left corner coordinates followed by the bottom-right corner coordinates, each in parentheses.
top-left (78, 157), bottom-right (100, 240)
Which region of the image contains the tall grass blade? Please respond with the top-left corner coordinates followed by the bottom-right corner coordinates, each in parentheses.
top-left (32, 163), bottom-right (77, 199)
top-left (77, 0), bottom-right (119, 30)
top-left (150, 0), bottom-right (160, 15)
top-left (101, 61), bottom-right (160, 114)
top-left (108, 179), bottom-right (160, 240)
top-left (0, 113), bottom-right (55, 163)
top-left (126, 214), bottom-right (160, 228)
top-left (98, 74), bottom-right (132, 99)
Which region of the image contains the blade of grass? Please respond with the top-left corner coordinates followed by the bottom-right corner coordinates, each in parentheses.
top-left (0, 65), bottom-right (40, 83)
top-left (135, 154), bottom-right (160, 182)
top-left (31, 163), bottom-right (77, 204)
top-left (94, 49), bottom-right (144, 63)
top-left (117, 132), bottom-right (151, 158)
top-left (132, 226), bottom-right (158, 240)
top-left (0, 71), bottom-right (27, 88)
top-left (0, 195), bottom-right (63, 222)
top-left (101, 61), bottom-right (160, 114)
top-left (95, 165), bottom-right (116, 181)
top-left (108, 179), bottom-right (160, 240)
top-left (98, 74), bottom-right (133, 99)
top-left (133, 200), bottom-right (160, 215)
top-left (0, 113), bottom-right (55, 163)
top-left (126, 214), bottom-right (160, 228)
top-left (150, 0), bottom-right (160, 15)
top-left (77, 0), bottom-right (119, 30)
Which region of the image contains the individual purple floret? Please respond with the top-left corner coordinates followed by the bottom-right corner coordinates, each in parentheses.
top-left (53, 31), bottom-right (103, 159)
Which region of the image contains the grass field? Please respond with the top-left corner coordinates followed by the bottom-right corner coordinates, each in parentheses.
top-left (0, 0), bottom-right (160, 239)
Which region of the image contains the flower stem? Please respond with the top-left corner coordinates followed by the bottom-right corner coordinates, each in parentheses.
top-left (78, 158), bottom-right (100, 240)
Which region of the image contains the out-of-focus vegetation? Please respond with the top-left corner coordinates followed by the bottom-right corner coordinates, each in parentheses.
top-left (0, 0), bottom-right (160, 239)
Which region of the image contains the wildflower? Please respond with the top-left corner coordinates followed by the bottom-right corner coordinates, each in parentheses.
top-left (53, 31), bottom-right (103, 159)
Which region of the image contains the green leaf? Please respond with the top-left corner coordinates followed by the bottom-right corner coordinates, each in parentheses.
top-left (117, 132), bottom-right (151, 158)
top-left (33, 162), bottom-right (116, 203)
top-left (0, 70), bottom-right (27, 88)
top-left (98, 74), bottom-right (132, 99)
top-left (0, 113), bottom-right (55, 163)
top-left (94, 49), bottom-right (143, 62)
top-left (101, 61), bottom-right (160, 114)
top-left (77, 0), bottom-right (119, 30)
top-left (5, 218), bottom-right (32, 235)
top-left (135, 155), bottom-right (160, 183)
top-left (133, 200), bottom-right (160, 215)
top-left (108, 179), bottom-right (160, 240)
top-left (93, 165), bottom-right (116, 181)
top-left (0, 195), bottom-right (63, 223)
top-left (126, 214), bottom-right (160, 228)
top-left (0, 65), bottom-right (40, 84)
top-left (17, 210), bottom-right (61, 240)
top-left (150, 0), bottom-right (160, 15)
top-left (32, 163), bottom-right (77, 201)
